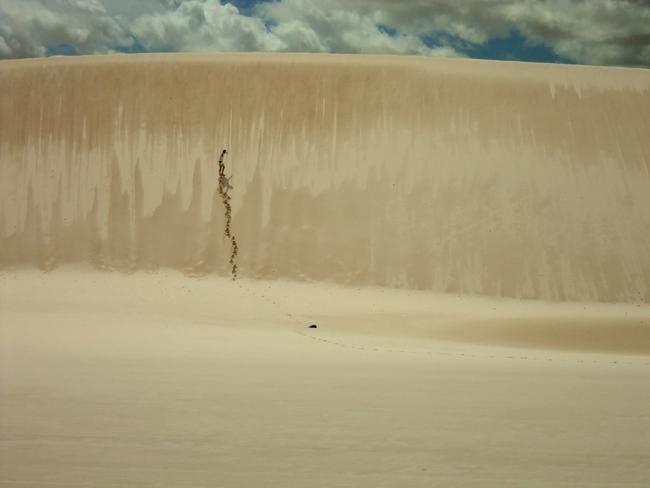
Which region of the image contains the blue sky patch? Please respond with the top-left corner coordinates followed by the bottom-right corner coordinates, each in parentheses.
top-left (226, 0), bottom-right (265, 15)
top-left (466, 31), bottom-right (573, 64)
top-left (46, 43), bottom-right (79, 56)
top-left (377, 24), bottom-right (398, 37)
top-left (424, 29), bottom-right (572, 64)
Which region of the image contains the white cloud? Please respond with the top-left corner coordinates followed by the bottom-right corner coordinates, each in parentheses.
top-left (307, 0), bottom-right (650, 66)
top-left (257, 0), bottom-right (459, 56)
top-left (0, 0), bottom-right (647, 66)
top-left (129, 0), bottom-right (459, 56)
top-left (0, 0), bottom-right (132, 58)
top-left (271, 21), bottom-right (327, 53)
top-left (131, 0), bottom-right (283, 52)
top-left (0, 35), bottom-right (11, 57)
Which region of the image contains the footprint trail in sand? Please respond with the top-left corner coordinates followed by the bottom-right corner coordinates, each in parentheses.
top-left (217, 151), bottom-right (238, 280)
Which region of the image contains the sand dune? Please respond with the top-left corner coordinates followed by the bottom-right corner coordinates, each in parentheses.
top-left (2, 53), bottom-right (650, 486)
top-left (1, 53), bottom-right (650, 302)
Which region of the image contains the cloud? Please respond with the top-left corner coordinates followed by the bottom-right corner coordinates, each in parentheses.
top-left (130, 0), bottom-right (459, 56)
top-left (506, 0), bottom-right (650, 66)
top-left (130, 1), bottom-right (283, 52)
top-left (301, 0), bottom-right (650, 67)
top-left (256, 0), bottom-right (459, 56)
top-left (0, 0), bottom-right (647, 67)
top-left (0, 0), bottom-right (133, 58)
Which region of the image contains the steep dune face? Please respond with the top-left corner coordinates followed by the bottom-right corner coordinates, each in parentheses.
top-left (1, 53), bottom-right (649, 302)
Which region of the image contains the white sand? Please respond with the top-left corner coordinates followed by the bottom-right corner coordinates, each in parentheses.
top-left (1, 53), bottom-right (650, 486)
top-left (1, 268), bottom-right (650, 487)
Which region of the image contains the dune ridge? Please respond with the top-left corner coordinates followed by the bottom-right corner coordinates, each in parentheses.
top-left (1, 53), bottom-right (649, 302)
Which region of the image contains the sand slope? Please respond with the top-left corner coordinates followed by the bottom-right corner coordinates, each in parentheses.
top-left (1, 53), bottom-right (650, 302)
top-left (2, 53), bottom-right (650, 486)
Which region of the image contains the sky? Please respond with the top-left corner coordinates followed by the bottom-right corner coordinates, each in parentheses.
top-left (0, 0), bottom-right (648, 67)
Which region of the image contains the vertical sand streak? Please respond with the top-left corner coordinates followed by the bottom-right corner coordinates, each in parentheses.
top-left (0, 53), bottom-right (649, 302)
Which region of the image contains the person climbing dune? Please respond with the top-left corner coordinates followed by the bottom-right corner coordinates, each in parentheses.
top-left (218, 149), bottom-right (228, 176)
top-left (217, 149), bottom-right (233, 192)
top-left (215, 147), bottom-right (238, 279)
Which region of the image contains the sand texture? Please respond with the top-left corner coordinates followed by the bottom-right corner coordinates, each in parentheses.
top-left (1, 54), bottom-right (650, 487)
top-left (2, 269), bottom-right (650, 487)
top-left (1, 53), bottom-right (650, 301)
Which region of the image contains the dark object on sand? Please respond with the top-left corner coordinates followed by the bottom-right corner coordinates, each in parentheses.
top-left (308, 324), bottom-right (318, 329)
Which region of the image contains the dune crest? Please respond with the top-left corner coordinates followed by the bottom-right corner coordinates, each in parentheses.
top-left (1, 53), bottom-right (649, 302)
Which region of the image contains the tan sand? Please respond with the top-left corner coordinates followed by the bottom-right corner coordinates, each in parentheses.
top-left (1, 53), bottom-right (650, 301)
top-left (2, 268), bottom-right (650, 487)
top-left (1, 53), bottom-right (650, 486)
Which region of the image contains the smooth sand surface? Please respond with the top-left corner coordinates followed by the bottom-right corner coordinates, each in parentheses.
top-left (2, 53), bottom-right (650, 301)
top-left (2, 53), bottom-right (650, 486)
top-left (1, 269), bottom-right (650, 487)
